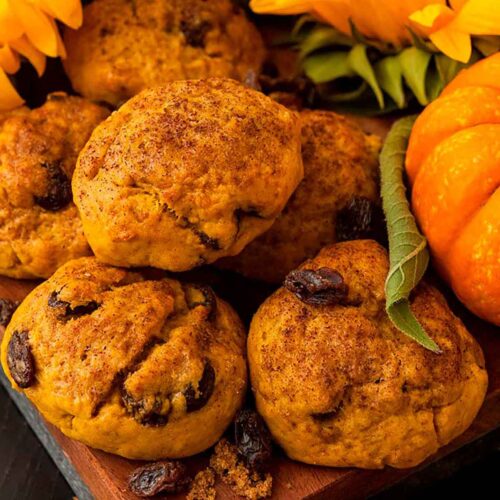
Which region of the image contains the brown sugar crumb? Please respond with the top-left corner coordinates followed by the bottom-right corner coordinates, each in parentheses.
top-left (210, 439), bottom-right (272, 500)
top-left (187, 468), bottom-right (216, 500)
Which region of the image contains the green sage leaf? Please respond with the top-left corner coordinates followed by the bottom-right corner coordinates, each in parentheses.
top-left (348, 44), bottom-right (385, 108)
top-left (399, 47), bottom-right (432, 105)
top-left (374, 56), bottom-right (405, 109)
top-left (303, 51), bottom-right (354, 83)
top-left (379, 116), bottom-right (441, 354)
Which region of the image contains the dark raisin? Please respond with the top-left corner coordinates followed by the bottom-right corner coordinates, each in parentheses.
top-left (0, 299), bottom-right (19, 327)
top-left (311, 401), bottom-right (343, 421)
top-left (48, 291), bottom-right (100, 319)
top-left (128, 461), bottom-right (191, 497)
top-left (284, 268), bottom-right (349, 306)
top-left (180, 19), bottom-right (212, 47)
top-left (184, 360), bottom-right (215, 412)
top-left (7, 330), bottom-right (35, 388)
top-left (183, 284), bottom-right (216, 320)
top-left (121, 390), bottom-right (170, 427)
top-left (258, 74), bottom-right (317, 108)
top-left (34, 161), bottom-right (72, 211)
top-left (336, 197), bottom-right (387, 246)
top-left (234, 409), bottom-right (273, 472)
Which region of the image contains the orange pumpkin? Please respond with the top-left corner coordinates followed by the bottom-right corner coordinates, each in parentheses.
top-left (406, 53), bottom-right (500, 326)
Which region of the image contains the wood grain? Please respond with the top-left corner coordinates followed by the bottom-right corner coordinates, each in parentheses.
top-left (0, 276), bottom-right (499, 500)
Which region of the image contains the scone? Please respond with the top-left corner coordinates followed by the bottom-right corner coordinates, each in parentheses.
top-left (1, 257), bottom-right (247, 459)
top-left (73, 78), bottom-right (303, 272)
top-left (0, 94), bottom-right (110, 279)
top-left (248, 240), bottom-right (488, 469)
top-left (220, 110), bottom-right (382, 283)
top-left (63, 0), bottom-right (266, 106)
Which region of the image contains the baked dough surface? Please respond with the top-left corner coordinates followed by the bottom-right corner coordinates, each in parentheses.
top-left (73, 78), bottom-right (303, 271)
top-left (248, 240), bottom-right (488, 468)
top-left (0, 95), bottom-right (109, 279)
top-left (63, 0), bottom-right (266, 106)
top-left (1, 257), bottom-right (247, 459)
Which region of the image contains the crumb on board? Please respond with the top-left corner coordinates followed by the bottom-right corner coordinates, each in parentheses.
top-left (209, 439), bottom-right (272, 500)
top-left (187, 468), bottom-right (216, 500)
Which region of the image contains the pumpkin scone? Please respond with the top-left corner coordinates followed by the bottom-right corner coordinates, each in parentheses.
top-left (248, 240), bottom-right (488, 469)
top-left (220, 110), bottom-right (382, 283)
top-left (73, 78), bottom-right (303, 272)
top-left (0, 94), bottom-right (110, 279)
top-left (1, 257), bottom-right (247, 459)
top-left (63, 0), bottom-right (266, 106)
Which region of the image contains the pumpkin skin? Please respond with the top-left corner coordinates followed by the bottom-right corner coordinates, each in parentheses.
top-left (406, 54), bottom-right (500, 326)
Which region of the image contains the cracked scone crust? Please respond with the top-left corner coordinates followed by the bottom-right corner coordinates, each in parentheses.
top-left (73, 79), bottom-right (303, 271)
top-left (0, 95), bottom-right (110, 279)
top-left (1, 257), bottom-right (247, 459)
top-left (248, 240), bottom-right (488, 469)
top-left (63, 0), bottom-right (266, 106)
top-left (221, 110), bottom-right (381, 282)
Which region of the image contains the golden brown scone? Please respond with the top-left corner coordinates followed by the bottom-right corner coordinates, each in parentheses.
top-left (0, 94), bottom-right (110, 279)
top-left (1, 257), bottom-right (247, 459)
top-left (73, 79), bottom-right (303, 272)
top-left (63, 0), bottom-right (266, 106)
top-left (220, 111), bottom-right (381, 283)
top-left (248, 240), bottom-right (488, 469)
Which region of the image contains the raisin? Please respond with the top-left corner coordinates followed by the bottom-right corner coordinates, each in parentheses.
top-left (184, 360), bottom-right (215, 412)
top-left (34, 161), bottom-right (72, 211)
top-left (7, 330), bottom-right (35, 388)
top-left (311, 401), bottom-right (344, 421)
top-left (48, 291), bottom-right (100, 319)
top-left (336, 197), bottom-right (387, 246)
top-left (0, 299), bottom-right (19, 327)
top-left (128, 461), bottom-right (191, 497)
top-left (180, 19), bottom-right (212, 47)
top-left (234, 409), bottom-right (273, 472)
top-left (284, 268), bottom-right (348, 306)
top-left (184, 284), bottom-right (217, 320)
top-left (121, 390), bottom-right (170, 427)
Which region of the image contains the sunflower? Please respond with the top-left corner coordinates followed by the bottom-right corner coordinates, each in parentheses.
top-left (0, 0), bottom-right (83, 110)
top-left (251, 0), bottom-right (500, 112)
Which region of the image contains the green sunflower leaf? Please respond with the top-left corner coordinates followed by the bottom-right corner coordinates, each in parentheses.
top-left (380, 116), bottom-right (441, 354)
top-left (299, 25), bottom-right (352, 59)
top-left (399, 47), bottom-right (432, 105)
top-left (474, 36), bottom-right (500, 57)
top-left (303, 51), bottom-right (354, 83)
top-left (375, 56), bottom-right (405, 108)
top-left (348, 44), bottom-right (385, 108)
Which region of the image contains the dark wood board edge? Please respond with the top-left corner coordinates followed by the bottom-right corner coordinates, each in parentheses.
top-left (0, 367), bottom-right (94, 500)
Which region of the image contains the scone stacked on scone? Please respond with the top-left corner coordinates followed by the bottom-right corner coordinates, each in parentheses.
top-left (221, 110), bottom-right (382, 282)
top-left (73, 78), bottom-right (303, 272)
top-left (248, 240), bottom-right (488, 469)
top-left (63, 0), bottom-right (266, 106)
top-left (1, 257), bottom-right (247, 459)
top-left (0, 94), bottom-right (110, 279)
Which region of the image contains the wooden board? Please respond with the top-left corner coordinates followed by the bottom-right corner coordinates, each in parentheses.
top-left (0, 276), bottom-right (499, 500)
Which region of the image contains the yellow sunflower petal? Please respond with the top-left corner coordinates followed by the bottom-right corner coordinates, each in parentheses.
top-left (48, 17), bottom-right (67, 59)
top-left (9, 36), bottom-right (47, 76)
top-left (0, 0), bottom-right (24, 43)
top-left (409, 4), bottom-right (455, 33)
top-left (454, 0), bottom-right (500, 35)
top-left (11, 1), bottom-right (58, 57)
top-left (430, 22), bottom-right (472, 62)
top-left (0, 44), bottom-right (20, 74)
top-left (250, 0), bottom-right (313, 14)
top-left (38, 0), bottom-right (83, 30)
top-left (0, 67), bottom-right (24, 110)
top-left (449, 0), bottom-right (468, 9)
